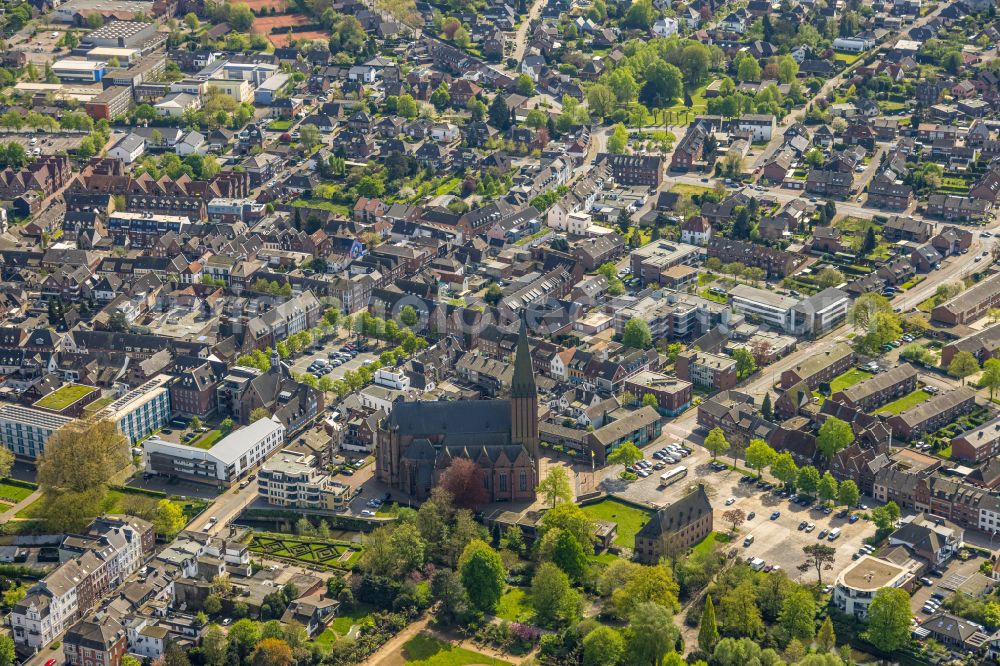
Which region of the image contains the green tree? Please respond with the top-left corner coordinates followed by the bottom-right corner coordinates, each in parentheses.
top-left (537, 466), bottom-right (573, 507)
top-left (607, 441), bottom-right (643, 469)
top-left (640, 60), bottom-right (683, 107)
top-left (949, 351), bottom-right (980, 385)
top-left (817, 416), bottom-right (854, 459)
top-left (642, 393), bottom-right (659, 409)
top-left (583, 626), bottom-right (625, 666)
top-left (796, 465), bottom-right (821, 496)
top-left (736, 55), bottom-right (762, 82)
top-left (745, 439), bottom-right (776, 478)
top-left (817, 615), bottom-right (836, 652)
top-left (220, 417), bottom-right (234, 435)
top-left (623, 317), bottom-right (652, 349)
top-left (732, 347), bottom-right (757, 379)
top-left (771, 451), bottom-right (798, 488)
top-left (612, 564), bottom-right (679, 618)
top-left (982, 358), bottom-right (1000, 399)
top-left (865, 587), bottom-right (912, 652)
top-left (871, 501), bottom-right (901, 531)
top-left (0, 635), bottom-right (13, 666)
top-left (551, 529), bottom-right (589, 582)
top-left (298, 124), bottom-right (321, 151)
top-left (154, 499), bottom-right (186, 538)
top-left (227, 619), bottom-right (261, 659)
top-left (838, 479), bottom-right (860, 509)
top-left (587, 83), bottom-right (616, 119)
top-left (430, 82), bottom-right (451, 111)
top-left (780, 587), bottom-right (817, 642)
top-left (625, 602), bottom-right (679, 666)
top-left (515, 73), bottom-right (535, 96)
top-left (761, 392), bottom-right (773, 421)
top-left (540, 503), bottom-right (595, 554)
top-left (608, 122), bottom-right (629, 154)
top-left (489, 93), bottom-right (512, 130)
top-left (184, 12), bottom-right (199, 29)
top-left (459, 539), bottom-right (505, 613)
top-left (532, 561), bottom-right (578, 625)
top-left (719, 582), bottom-right (764, 639)
top-left (704, 427), bottom-right (729, 461)
top-left (699, 594), bottom-right (721, 653)
top-left (800, 543), bottom-right (836, 585)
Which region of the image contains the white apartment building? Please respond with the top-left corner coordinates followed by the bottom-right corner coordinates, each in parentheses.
top-left (789, 288), bottom-right (851, 336)
top-left (144, 416), bottom-right (285, 485)
top-left (833, 555), bottom-right (912, 620)
top-left (0, 405), bottom-right (73, 459)
top-left (95, 375), bottom-right (172, 444)
top-left (257, 451), bottom-right (350, 511)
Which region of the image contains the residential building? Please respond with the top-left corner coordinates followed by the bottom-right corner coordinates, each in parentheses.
top-left (886, 387), bottom-right (977, 440)
top-left (633, 485), bottom-right (713, 564)
top-left (952, 417), bottom-right (1000, 463)
top-left (833, 555), bottom-right (912, 619)
top-left (780, 342), bottom-right (855, 389)
top-left (596, 153), bottom-right (663, 187)
top-left (64, 614), bottom-right (127, 666)
top-left (788, 288), bottom-right (850, 336)
top-left (830, 363), bottom-right (918, 412)
top-left (728, 284), bottom-right (798, 331)
top-left (932, 273), bottom-right (1000, 325)
top-left (145, 416), bottom-right (286, 486)
top-left (84, 86), bottom-right (132, 121)
top-left (257, 451), bottom-right (350, 511)
top-left (623, 372), bottom-right (692, 416)
top-left (708, 238), bottom-right (802, 278)
top-left (676, 350), bottom-right (737, 390)
top-left (630, 240), bottom-right (703, 284)
top-left (941, 323), bottom-right (1000, 367)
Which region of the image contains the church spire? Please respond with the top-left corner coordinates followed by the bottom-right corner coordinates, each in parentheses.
top-left (511, 316), bottom-right (536, 399)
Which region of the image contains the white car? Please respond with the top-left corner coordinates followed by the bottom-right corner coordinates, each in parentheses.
top-left (360, 509), bottom-right (376, 517)
top-left (725, 497), bottom-right (736, 506)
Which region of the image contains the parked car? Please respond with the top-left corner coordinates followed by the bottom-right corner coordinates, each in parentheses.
top-left (770, 511), bottom-right (780, 520)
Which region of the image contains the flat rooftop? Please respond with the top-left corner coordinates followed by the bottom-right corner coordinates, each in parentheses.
top-left (840, 555), bottom-right (908, 591)
top-left (730, 284), bottom-right (799, 310)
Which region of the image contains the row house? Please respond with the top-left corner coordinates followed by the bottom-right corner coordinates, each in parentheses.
top-left (926, 194), bottom-right (992, 222)
top-left (708, 237), bottom-right (802, 278)
top-left (830, 363), bottom-right (918, 413)
top-left (0, 156), bottom-right (73, 199)
top-left (867, 178), bottom-right (913, 210)
top-left (932, 272), bottom-right (1000, 325)
top-left (697, 390), bottom-right (776, 447)
top-left (886, 387), bottom-right (977, 440)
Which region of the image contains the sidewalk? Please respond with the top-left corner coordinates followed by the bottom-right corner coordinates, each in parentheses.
top-left (0, 489), bottom-right (41, 524)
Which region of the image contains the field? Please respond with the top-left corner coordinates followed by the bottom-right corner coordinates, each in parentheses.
top-left (243, 0), bottom-right (289, 10)
top-left (252, 13), bottom-right (311, 33)
top-left (249, 534), bottom-right (361, 569)
top-left (34, 384), bottom-right (97, 411)
top-left (833, 51), bottom-right (862, 65)
top-left (270, 31), bottom-right (330, 47)
top-left (875, 390), bottom-right (932, 415)
top-left (830, 369), bottom-right (873, 393)
top-left (669, 183), bottom-right (714, 198)
top-left (402, 633), bottom-right (512, 666)
top-left (579, 498), bottom-right (653, 549)
top-left (496, 587), bottom-right (532, 622)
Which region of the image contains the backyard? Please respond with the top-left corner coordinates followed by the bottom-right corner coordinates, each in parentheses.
top-left (496, 587), bottom-right (532, 623)
top-left (875, 390), bottom-right (932, 415)
top-left (830, 369), bottom-right (873, 393)
top-left (401, 633), bottom-right (512, 666)
top-left (249, 534), bottom-right (362, 569)
top-left (579, 497), bottom-right (653, 549)
top-left (189, 429), bottom-right (223, 450)
top-left (312, 602), bottom-right (375, 646)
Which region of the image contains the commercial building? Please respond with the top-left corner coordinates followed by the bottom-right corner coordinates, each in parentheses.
top-left (82, 20), bottom-right (156, 48)
top-left (830, 363), bottom-right (918, 412)
top-left (676, 350), bottom-right (737, 390)
top-left (84, 85), bottom-right (132, 121)
top-left (257, 451), bottom-right (350, 511)
top-left (254, 73), bottom-right (290, 105)
top-left (729, 284), bottom-right (798, 331)
top-left (789, 288), bottom-right (850, 336)
top-left (886, 387), bottom-right (977, 440)
top-left (145, 416), bottom-right (286, 486)
top-left (611, 291), bottom-right (726, 342)
top-left (634, 485), bottom-right (713, 564)
top-left (0, 405), bottom-right (73, 459)
top-left (96, 375), bottom-right (172, 444)
top-left (780, 342), bottom-right (855, 389)
top-left (833, 555), bottom-right (912, 619)
top-left (630, 240), bottom-right (703, 285)
top-left (205, 79), bottom-right (253, 104)
top-left (52, 60), bottom-right (106, 83)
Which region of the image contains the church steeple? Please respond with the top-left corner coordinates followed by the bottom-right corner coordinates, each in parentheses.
top-left (511, 316), bottom-right (537, 399)
top-left (510, 315), bottom-right (539, 482)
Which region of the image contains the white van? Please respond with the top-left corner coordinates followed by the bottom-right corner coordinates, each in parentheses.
top-left (827, 528), bottom-right (842, 541)
top-left (749, 557), bottom-right (765, 571)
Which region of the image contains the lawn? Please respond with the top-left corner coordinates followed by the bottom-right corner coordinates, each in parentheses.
top-left (15, 487), bottom-right (205, 522)
top-left (190, 429), bottom-right (222, 450)
top-left (0, 480), bottom-right (35, 503)
top-left (496, 587), bottom-right (532, 623)
top-left (269, 119), bottom-right (293, 131)
top-left (249, 534), bottom-right (362, 569)
top-left (669, 183), bottom-right (714, 198)
top-left (833, 51), bottom-right (862, 65)
top-left (291, 199), bottom-right (352, 217)
top-left (580, 498), bottom-right (653, 549)
top-left (691, 531), bottom-right (731, 558)
top-left (699, 288), bottom-right (728, 304)
top-left (319, 602), bottom-right (374, 638)
top-left (402, 633), bottom-right (512, 666)
top-left (875, 390), bottom-right (932, 415)
top-left (83, 395), bottom-right (115, 414)
top-left (34, 384), bottom-right (98, 411)
top-left (938, 445), bottom-right (953, 460)
top-left (830, 369), bottom-right (873, 393)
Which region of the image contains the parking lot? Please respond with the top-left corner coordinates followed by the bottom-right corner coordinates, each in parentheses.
top-left (289, 338), bottom-right (378, 385)
top-left (0, 132), bottom-right (88, 155)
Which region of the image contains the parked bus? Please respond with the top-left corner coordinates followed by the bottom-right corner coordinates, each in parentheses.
top-left (659, 466), bottom-right (688, 488)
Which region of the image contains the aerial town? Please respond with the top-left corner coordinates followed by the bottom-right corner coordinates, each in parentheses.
top-left (1, 0), bottom-right (1000, 665)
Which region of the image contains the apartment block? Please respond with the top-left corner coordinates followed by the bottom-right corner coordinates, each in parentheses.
top-left (932, 273), bottom-right (1000, 326)
top-left (951, 417), bottom-right (1000, 463)
top-left (676, 350), bottom-right (737, 390)
top-left (95, 375), bottom-right (172, 444)
top-left (0, 405), bottom-right (73, 459)
top-left (630, 240), bottom-right (703, 285)
top-left (780, 342), bottom-right (855, 389)
top-left (257, 451), bottom-right (351, 510)
top-left (622, 371), bottom-right (693, 416)
top-left (729, 284), bottom-right (798, 331)
top-left (830, 363), bottom-right (918, 412)
top-left (886, 387), bottom-right (977, 440)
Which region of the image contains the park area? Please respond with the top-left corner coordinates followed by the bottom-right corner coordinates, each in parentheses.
top-left (249, 534), bottom-right (361, 569)
top-left (399, 633), bottom-right (512, 666)
top-left (0, 479), bottom-right (34, 506)
top-left (579, 497), bottom-right (653, 549)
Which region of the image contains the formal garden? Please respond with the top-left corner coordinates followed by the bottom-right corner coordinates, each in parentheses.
top-left (248, 533), bottom-right (362, 569)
